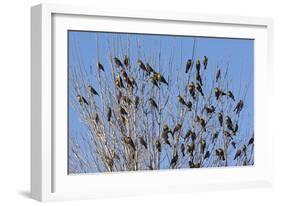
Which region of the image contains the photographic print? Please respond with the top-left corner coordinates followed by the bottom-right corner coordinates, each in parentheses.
top-left (68, 31), bottom-right (254, 174)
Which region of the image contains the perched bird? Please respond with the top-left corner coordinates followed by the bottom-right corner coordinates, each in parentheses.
top-left (187, 142), bottom-right (195, 155)
top-left (185, 59), bottom-right (193, 73)
top-left (225, 115), bottom-right (234, 131)
top-left (186, 101), bottom-right (192, 111)
top-left (120, 107), bottom-right (128, 116)
top-left (161, 130), bottom-right (171, 147)
top-left (189, 161), bottom-right (195, 168)
top-left (233, 149), bottom-right (242, 160)
top-left (156, 72), bottom-right (168, 86)
top-left (212, 131), bottom-right (219, 143)
top-left (248, 137), bottom-right (254, 146)
top-left (170, 152), bottom-right (178, 168)
top-left (97, 62), bottom-right (104, 72)
top-left (242, 144), bottom-right (247, 155)
top-left (188, 82), bottom-right (196, 99)
top-left (95, 113), bottom-right (99, 124)
top-left (218, 112), bottom-right (223, 127)
top-left (223, 131), bottom-right (232, 138)
top-left (123, 55), bottom-right (129, 67)
top-left (172, 123), bottom-right (182, 136)
top-left (146, 63), bottom-right (155, 75)
top-left (216, 68), bottom-right (221, 82)
top-left (205, 105), bottom-right (215, 114)
top-left (107, 107), bottom-right (112, 122)
top-left (200, 139), bottom-right (206, 154)
top-left (196, 71), bottom-right (203, 86)
top-left (177, 95), bottom-right (191, 110)
top-left (231, 141), bottom-right (237, 149)
top-left (87, 85), bottom-right (99, 96)
top-left (124, 136), bottom-right (136, 151)
top-left (204, 151), bottom-right (210, 159)
top-left (214, 87), bottom-right (226, 100)
top-left (155, 139), bottom-right (161, 152)
top-left (181, 143), bottom-right (185, 157)
top-left (215, 148), bottom-right (225, 161)
top-left (150, 76), bottom-right (160, 88)
top-left (113, 57), bottom-right (123, 69)
top-left (196, 59), bottom-right (200, 73)
top-left (115, 75), bottom-right (125, 88)
top-left (163, 124), bottom-right (172, 134)
top-left (199, 118), bottom-right (207, 131)
top-left (234, 100), bottom-right (244, 115)
top-left (137, 60), bottom-right (146, 72)
top-left (116, 91), bottom-right (122, 104)
top-left (77, 95), bottom-right (89, 105)
top-left (190, 131), bottom-right (196, 141)
top-left (149, 97), bottom-right (158, 110)
top-left (227, 91), bottom-right (235, 101)
top-left (233, 123), bottom-right (238, 135)
top-left (139, 136), bottom-right (147, 149)
top-left (203, 56), bottom-right (208, 69)
top-left (135, 96), bottom-right (140, 110)
top-left (184, 129), bottom-right (192, 141)
top-left (196, 83), bottom-right (204, 96)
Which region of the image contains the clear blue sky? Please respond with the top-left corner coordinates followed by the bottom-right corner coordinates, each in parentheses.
top-left (68, 31), bottom-right (254, 172)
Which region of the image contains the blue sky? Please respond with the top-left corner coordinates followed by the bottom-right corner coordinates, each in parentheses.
top-left (68, 30), bottom-right (254, 172)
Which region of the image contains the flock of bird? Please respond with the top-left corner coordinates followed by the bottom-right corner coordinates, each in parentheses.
top-left (75, 55), bottom-right (253, 170)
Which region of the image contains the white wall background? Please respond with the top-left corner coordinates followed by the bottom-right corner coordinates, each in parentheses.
top-left (0, 0), bottom-right (280, 205)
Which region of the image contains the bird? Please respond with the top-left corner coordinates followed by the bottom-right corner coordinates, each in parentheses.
top-left (199, 118), bottom-right (207, 131)
top-left (135, 96), bottom-right (140, 110)
top-left (216, 68), bottom-right (221, 82)
top-left (95, 113), bottom-right (99, 124)
top-left (233, 149), bottom-right (242, 160)
top-left (204, 151), bottom-right (210, 159)
top-left (196, 83), bottom-right (204, 96)
top-left (187, 142), bottom-right (195, 155)
top-left (146, 63), bottom-right (155, 75)
top-left (203, 56), bottom-right (208, 69)
top-left (218, 112), bottom-right (223, 127)
top-left (188, 82), bottom-right (196, 99)
top-left (196, 59), bottom-right (200, 73)
top-left (186, 101), bottom-right (192, 111)
top-left (196, 71), bottom-right (203, 86)
top-left (200, 139), bottom-right (206, 154)
top-left (225, 115), bottom-right (234, 131)
top-left (97, 62), bottom-right (104, 72)
top-left (155, 139), bottom-right (161, 152)
top-left (205, 105), bottom-right (215, 114)
top-left (77, 95), bottom-right (89, 105)
top-left (170, 152), bottom-right (178, 168)
top-left (185, 59), bottom-right (193, 73)
top-left (233, 123), bottom-right (238, 135)
top-left (172, 123), bottom-right (182, 136)
top-left (120, 107), bottom-right (128, 116)
top-left (181, 143), bottom-right (185, 157)
top-left (137, 60), bottom-right (146, 72)
top-left (123, 55), bottom-right (129, 67)
top-left (215, 148), bottom-right (225, 161)
top-left (177, 95), bottom-right (191, 110)
top-left (156, 72), bottom-right (168, 86)
top-left (214, 87), bottom-right (226, 100)
top-left (184, 130), bottom-right (192, 141)
top-left (212, 131), bottom-right (219, 143)
top-left (234, 100), bottom-right (244, 115)
top-left (87, 85), bottom-right (99, 96)
top-left (231, 141), bottom-right (237, 149)
top-left (124, 136), bottom-right (136, 151)
top-left (107, 107), bottom-right (112, 122)
top-left (248, 137), bottom-right (254, 146)
top-left (227, 91), bottom-right (235, 101)
top-left (115, 75), bottom-right (125, 88)
top-left (161, 130), bottom-right (171, 147)
top-left (113, 57), bottom-right (123, 69)
top-left (242, 144), bottom-right (247, 155)
top-left (139, 136), bottom-right (147, 149)
top-left (163, 124), bottom-right (172, 134)
top-left (150, 76), bottom-right (160, 88)
top-left (149, 97), bottom-right (158, 110)
top-left (223, 131), bottom-right (232, 138)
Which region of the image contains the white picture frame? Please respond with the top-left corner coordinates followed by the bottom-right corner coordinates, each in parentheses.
top-left (31, 3), bottom-right (274, 202)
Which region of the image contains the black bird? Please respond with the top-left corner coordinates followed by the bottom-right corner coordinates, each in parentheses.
top-left (150, 76), bottom-right (160, 88)
top-left (186, 101), bottom-right (192, 111)
top-left (185, 59), bottom-right (193, 73)
top-left (248, 137), bottom-right (254, 146)
top-left (87, 85), bottom-right (99, 96)
top-left (231, 141), bottom-right (237, 149)
top-left (97, 62), bottom-right (104, 72)
top-left (172, 123), bottom-right (182, 136)
top-left (155, 139), bottom-right (161, 152)
top-left (233, 149), bottom-right (242, 160)
top-left (163, 124), bottom-right (172, 134)
top-left (77, 95), bottom-right (89, 105)
top-left (156, 72), bottom-right (168, 86)
top-left (233, 123), bottom-right (238, 135)
top-left (205, 105), bottom-right (215, 114)
top-left (137, 59), bottom-right (146, 70)
top-left (225, 115), bottom-right (234, 131)
top-left (187, 142), bottom-right (195, 155)
top-left (218, 112), bottom-right (223, 127)
top-left (196, 71), bottom-right (203, 86)
top-left (199, 118), bottom-right (207, 132)
top-left (223, 131), bottom-right (232, 138)
top-left (95, 113), bottom-right (99, 124)
top-left (135, 96), bottom-right (140, 110)
top-left (234, 100), bottom-right (244, 115)
top-left (181, 143), bottom-right (185, 157)
top-left (149, 97), bottom-right (158, 110)
top-left (120, 107), bottom-right (128, 116)
top-left (216, 68), bottom-right (221, 82)
top-left (124, 136), bottom-right (136, 151)
top-left (188, 82), bottom-right (196, 99)
top-left (170, 152), bottom-right (178, 168)
top-left (161, 130), bottom-right (171, 147)
top-left (123, 55), bottom-right (129, 67)
top-left (204, 151), bottom-right (210, 159)
top-left (200, 139), bottom-right (206, 154)
top-left (107, 107), bottom-right (112, 122)
top-left (215, 148), bottom-right (225, 161)
top-left (242, 144), bottom-right (247, 155)
top-left (203, 56), bottom-right (208, 69)
top-left (196, 59), bottom-right (200, 73)
top-left (146, 63), bottom-right (155, 75)
top-left (227, 91), bottom-right (235, 101)
top-left (213, 131), bottom-right (219, 143)
top-left (113, 57), bottom-right (123, 69)
top-left (184, 129), bottom-right (192, 141)
top-left (196, 83), bottom-right (204, 96)
top-left (115, 75), bottom-right (125, 88)
top-left (177, 95), bottom-right (191, 110)
top-left (190, 131), bottom-right (196, 141)
top-left (139, 136), bottom-right (147, 149)
top-left (214, 87), bottom-right (226, 100)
